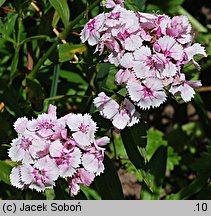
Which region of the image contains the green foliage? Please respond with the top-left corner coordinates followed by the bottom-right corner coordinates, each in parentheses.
top-left (0, 160), bottom-right (14, 184)
top-left (140, 146), bottom-right (167, 199)
top-left (121, 122), bottom-right (148, 169)
top-left (49, 0), bottom-right (70, 27)
top-left (95, 156), bottom-right (124, 200)
top-left (58, 44), bottom-right (87, 63)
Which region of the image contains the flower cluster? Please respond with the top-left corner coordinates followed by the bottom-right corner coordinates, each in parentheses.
top-left (93, 92), bottom-right (140, 130)
top-left (9, 105), bottom-right (110, 196)
top-left (81, 1), bottom-right (206, 112)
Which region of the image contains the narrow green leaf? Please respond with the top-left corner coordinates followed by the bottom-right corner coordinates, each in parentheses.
top-left (166, 172), bottom-right (211, 200)
top-left (0, 0), bottom-right (6, 7)
top-left (81, 186), bottom-right (101, 200)
top-left (141, 146), bottom-right (167, 200)
top-left (49, 0), bottom-right (70, 27)
top-left (19, 35), bottom-right (50, 46)
top-left (59, 70), bottom-right (87, 84)
top-left (121, 122), bottom-right (148, 170)
top-left (50, 63), bottom-right (60, 99)
top-left (95, 156), bottom-right (124, 200)
top-left (52, 10), bottom-right (60, 28)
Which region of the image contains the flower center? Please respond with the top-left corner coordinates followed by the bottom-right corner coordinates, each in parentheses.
top-left (79, 123), bottom-right (89, 134)
top-left (38, 121), bottom-right (54, 130)
top-left (20, 138), bottom-right (32, 150)
top-left (87, 19), bottom-right (95, 31)
top-left (108, 12), bottom-right (120, 20)
top-left (32, 169), bottom-right (47, 182)
top-left (143, 86), bottom-right (154, 98)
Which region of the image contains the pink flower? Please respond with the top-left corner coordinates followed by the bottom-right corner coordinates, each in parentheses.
top-left (94, 92), bottom-right (140, 130)
top-left (96, 136), bottom-right (110, 147)
top-left (8, 134), bottom-right (34, 164)
top-left (119, 52), bottom-right (135, 68)
top-left (66, 114), bottom-right (97, 147)
top-left (82, 146), bottom-right (105, 175)
top-left (184, 43), bottom-right (207, 70)
top-left (13, 117), bottom-right (29, 134)
top-left (127, 78), bottom-right (167, 109)
top-left (68, 168), bottom-right (95, 196)
top-left (49, 140), bottom-right (81, 177)
top-left (166, 15), bottom-right (192, 44)
top-left (94, 93), bottom-right (118, 117)
top-left (10, 166), bottom-right (25, 189)
top-left (29, 139), bottom-right (50, 159)
top-left (111, 99), bottom-right (140, 130)
top-left (20, 156), bottom-right (59, 192)
top-left (133, 46), bottom-right (159, 78)
top-left (51, 117), bottom-right (67, 140)
top-left (106, 0), bottom-right (124, 8)
top-left (93, 92), bottom-right (111, 109)
top-left (154, 36), bottom-right (184, 61)
top-left (27, 113), bottom-right (57, 138)
top-left (123, 98), bottom-right (141, 127)
top-left (169, 74), bottom-right (201, 102)
top-left (9, 104), bottom-right (109, 196)
top-left (115, 68), bottom-right (132, 85)
top-left (80, 13), bottom-right (105, 46)
top-left (112, 27), bottom-right (142, 51)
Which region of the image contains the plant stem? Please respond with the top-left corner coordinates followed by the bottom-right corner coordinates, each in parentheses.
top-left (50, 46), bottom-right (60, 102)
top-left (111, 129), bottom-right (117, 160)
top-left (28, 39), bottom-right (60, 79)
top-left (10, 16), bottom-right (22, 83)
top-left (27, 0), bottom-right (101, 79)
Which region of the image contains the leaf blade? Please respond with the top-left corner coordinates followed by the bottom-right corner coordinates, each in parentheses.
top-left (95, 155), bottom-right (124, 200)
top-left (49, 0), bottom-right (70, 27)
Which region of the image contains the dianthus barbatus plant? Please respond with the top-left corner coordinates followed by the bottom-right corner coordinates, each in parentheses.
top-left (9, 105), bottom-right (110, 196)
top-left (81, 0), bottom-right (206, 130)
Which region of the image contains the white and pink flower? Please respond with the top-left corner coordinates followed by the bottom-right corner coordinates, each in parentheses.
top-left (49, 140), bottom-right (81, 177)
top-left (127, 78), bottom-right (167, 109)
top-left (66, 114), bottom-right (97, 147)
top-left (106, 0), bottom-right (124, 9)
top-left (68, 168), bottom-right (95, 196)
top-left (80, 13), bottom-right (105, 46)
top-left (94, 92), bottom-right (140, 130)
top-left (9, 104), bottom-right (109, 196)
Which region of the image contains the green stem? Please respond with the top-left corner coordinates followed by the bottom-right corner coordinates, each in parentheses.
top-left (28, 39), bottom-right (60, 79)
top-left (28, 0), bottom-right (101, 79)
top-left (19, 35), bottom-right (51, 46)
top-left (16, 17), bottom-right (22, 46)
top-left (10, 16), bottom-right (22, 82)
top-left (50, 48), bottom-right (60, 102)
top-left (111, 129), bottom-right (117, 160)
